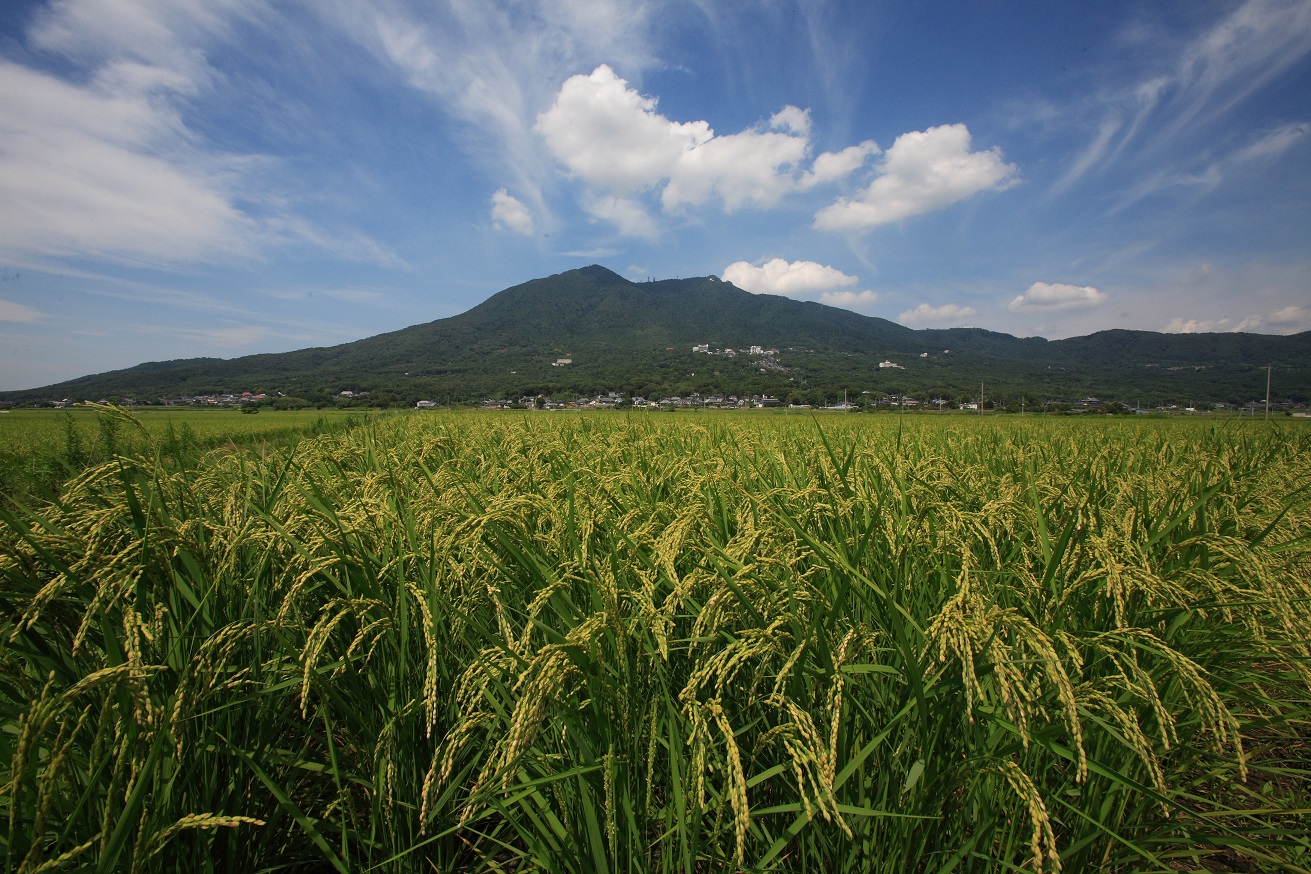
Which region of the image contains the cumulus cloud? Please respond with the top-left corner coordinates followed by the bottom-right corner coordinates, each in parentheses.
top-left (820, 290), bottom-right (880, 310)
top-left (814, 124), bottom-right (1017, 231)
top-left (722, 258), bottom-right (857, 296)
top-left (898, 302), bottom-right (978, 325)
top-left (800, 142), bottom-right (882, 189)
top-left (0, 299), bottom-right (43, 323)
top-left (1234, 304), bottom-right (1311, 332)
top-left (1164, 317), bottom-right (1231, 333)
top-left (581, 193), bottom-right (659, 239)
top-left (770, 105), bottom-right (811, 136)
top-left (536, 65), bottom-right (711, 194)
top-left (1165, 304), bottom-right (1311, 335)
top-left (490, 188), bottom-right (536, 235)
top-left (1008, 281), bottom-right (1107, 312)
top-left (1266, 304), bottom-right (1311, 327)
top-left (535, 66), bottom-right (876, 230)
top-left (662, 128), bottom-right (809, 212)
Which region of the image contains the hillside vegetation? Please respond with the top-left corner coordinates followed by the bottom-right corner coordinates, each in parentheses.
top-left (2, 410), bottom-right (1309, 871)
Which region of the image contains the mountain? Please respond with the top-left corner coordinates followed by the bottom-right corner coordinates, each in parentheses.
top-left (7, 266), bottom-right (1310, 406)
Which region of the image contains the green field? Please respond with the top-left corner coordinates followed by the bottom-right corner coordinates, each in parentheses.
top-left (0, 406), bottom-right (374, 452)
top-left (2, 410), bottom-right (1309, 872)
top-left (0, 406), bottom-right (377, 501)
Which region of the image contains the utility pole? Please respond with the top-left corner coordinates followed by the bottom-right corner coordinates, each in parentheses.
top-left (1266, 364), bottom-right (1272, 421)
top-left (980, 381), bottom-right (984, 416)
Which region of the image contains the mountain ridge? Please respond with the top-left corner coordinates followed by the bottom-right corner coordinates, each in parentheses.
top-left (6, 266), bottom-right (1309, 405)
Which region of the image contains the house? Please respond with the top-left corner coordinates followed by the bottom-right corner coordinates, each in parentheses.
top-left (552, 358), bottom-right (573, 367)
top-left (692, 344), bottom-right (710, 353)
top-left (879, 360), bottom-right (903, 369)
top-left (415, 400), bottom-right (437, 409)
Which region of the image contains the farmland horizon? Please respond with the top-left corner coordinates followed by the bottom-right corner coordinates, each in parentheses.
top-left (4, 266), bottom-right (1309, 408)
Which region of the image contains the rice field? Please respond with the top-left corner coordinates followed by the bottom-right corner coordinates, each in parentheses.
top-left (1, 409), bottom-right (1309, 872)
top-left (0, 407), bottom-right (374, 502)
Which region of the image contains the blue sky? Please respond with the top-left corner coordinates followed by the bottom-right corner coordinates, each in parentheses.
top-left (1, 0), bottom-right (1308, 390)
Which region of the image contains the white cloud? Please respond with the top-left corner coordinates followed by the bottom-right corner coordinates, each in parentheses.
top-left (535, 66), bottom-right (875, 231)
top-left (662, 128), bottom-right (808, 212)
top-left (770, 105), bottom-right (811, 136)
top-left (1060, 0), bottom-right (1311, 186)
top-left (821, 290), bottom-right (881, 310)
top-left (581, 194), bottom-right (659, 239)
top-left (0, 2), bottom-right (398, 268)
top-left (490, 188), bottom-right (536, 235)
top-left (1168, 0), bottom-right (1311, 139)
top-left (323, 0), bottom-right (662, 224)
top-left (1163, 304), bottom-right (1310, 335)
top-left (1234, 304), bottom-right (1311, 333)
top-left (1053, 117), bottom-right (1121, 193)
top-left (898, 302), bottom-right (978, 325)
top-left (29, 0), bottom-right (258, 77)
top-left (1233, 122), bottom-right (1308, 163)
top-left (1008, 281), bottom-right (1107, 312)
top-left (0, 299), bottom-right (43, 323)
top-left (536, 65), bottom-right (711, 195)
top-left (799, 141), bottom-right (881, 189)
top-left (0, 60), bottom-right (257, 262)
top-left (1164, 317), bottom-right (1231, 333)
top-left (1266, 304), bottom-right (1311, 327)
top-left (814, 124), bottom-right (1018, 231)
top-left (722, 258), bottom-right (857, 296)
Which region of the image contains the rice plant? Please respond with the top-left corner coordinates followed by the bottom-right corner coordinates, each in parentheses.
top-left (1, 409), bottom-right (1308, 871)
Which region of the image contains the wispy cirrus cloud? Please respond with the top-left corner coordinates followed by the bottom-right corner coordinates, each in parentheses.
top-left (1231, 122), bottom-right (1309, 163)
top-left (0, 58), bottom-right (257, 262)
top-left (0, 299), bottom-right (43, 322)
top-left (1056, 0), bottom-right (1311, 192)
top-left (0, 0), bottom-right (397, 267)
